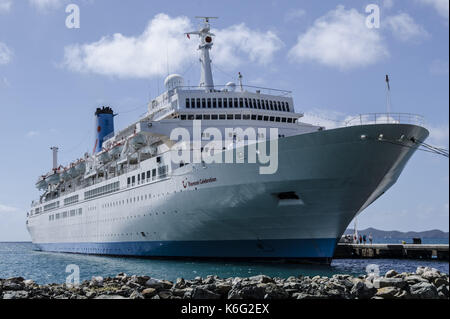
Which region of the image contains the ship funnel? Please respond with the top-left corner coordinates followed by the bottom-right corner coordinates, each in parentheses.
top-left (94, 106), bottom-right (115, 154)
top-left (50, 146), bottom-right (59, 170)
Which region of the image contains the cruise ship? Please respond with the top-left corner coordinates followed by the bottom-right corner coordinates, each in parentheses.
top-left (26, 17), bottom-right (429, 263)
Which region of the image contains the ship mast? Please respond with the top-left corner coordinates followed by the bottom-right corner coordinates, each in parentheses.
top-left (186, 16), bottom-right (218, 92)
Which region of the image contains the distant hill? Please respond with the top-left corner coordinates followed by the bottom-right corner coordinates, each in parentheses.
top-left (344, 227), bottom-right (449, 239)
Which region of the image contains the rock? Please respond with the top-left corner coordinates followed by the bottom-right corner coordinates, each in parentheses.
top-left (422, 270), bottom-right (441, 282)
top-left (175, 278), bottom-right (185, 289)
top-left (214, 283), bottom-right (232, 296)
top-left (129, 290), bottom-right (144, 299)
top-left (24, 279), bottom-right (35, 286)
top-left (404, 275), bottom-right (429, 285)
top-left (249, 275), bottom-right (273, 284)
top-left (434, 277), bottom-right (448, 288)
top-left (145, 278), bottom-right (172, 289)
top-left (375, 287), bottom-right (402, 299)
top-left (437, 285), bottom-right (449, 299)
top-left (410, 282), bottom-right (439, 299)
top-left (158, 290), bottom-right (173, 299)
top-left (385, 270), bottom-right (398, 278)
top-left (191, 287), bottom-right (221, 299)
top-left (142, 288), bottom-right (157, 298)
top-left (228, 285), bottom-right (266, 299)
top-left (94, 295), bottom-right (127, 299)
top-left (260, 283), bottom-right (289, 299)
top-left (351, 281), bottom-right (377, 299)
top-left (2, 280), bottom-right (24, 291)
top-left (373, 277), bottom-right (406, 289)
top-left (2, 290), bottom-right (29, 299)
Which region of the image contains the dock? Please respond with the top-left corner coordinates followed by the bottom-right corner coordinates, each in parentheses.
top-left (334, 243), bottom-right (449, 260)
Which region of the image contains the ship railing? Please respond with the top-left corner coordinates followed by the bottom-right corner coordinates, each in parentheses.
top-left (176, 85), bottom-right (292, 97)
top-left (344, 113), bottom-right (426, 127)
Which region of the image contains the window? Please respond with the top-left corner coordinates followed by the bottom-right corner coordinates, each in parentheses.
top-left (243, 114), bottom-right (250, 120)
top-left (185, 98), bottom-right (190, 108)
top-left (141, 172), bottom-right (145, 181)
top-left (203, 114), bottom-right (211, 120)
top-left (218, 98), bottom-right (222, 108)
top-left (227, 114), bottom-right (234, 120)
top-left (244, 98), bottom-right (249, 108)
top-left (239, 98), bottom-right (244, 108)
top-left (188, 114), bottom-right (194, 120)
top-left (191, 98), bottom-right (195, 108)
top-left (132, 176), bottom-right (136, 184)
top-left (196, 98), bottom-right (201, 108)
top-left (202, 98), bottom-right (206, 108)
top-left (211, 114), bottom-right (218, 120)
top-left (287, 118), bottom-right (293, 123)
top-left (253, 99), bottom-right (257, 109)
top-left (275, 117), bottom-right (281, 122)
top-left (213, 98), bottom-right (217, 108)
top-left (263, 116), bottom-right (269, 121)
top-left (64, 195), bottom-right (79, 206)
top-left (152, 169), bottom-right (156, 180)
top-left (195, 114), bottom-right (202, 120)
top-left (207, 98), bottom-right (212, 108)
top-left (219, 114), bottom-right (226, 120)
top-left (223, 98), bottom-right (228, 108)
top-left (281, 102), bottom-right (286, 112)
top-left (286, 102), bottom-right (290, 112)
top-left (257, 115), bottom-right (263, 121)
top-left (270, 116), bottom-right (275, 122)
top-left (235, 114), bottom-right (242, 120)
top-left (277, 101), bottom-right (282, 111)
top-left (269, 101), bottom-right (274, 110)
top-left (257, 99), bottom-right (262, 109)
top-left (251, 115), bottom-right (257, 120)
top-left (281, 117), bottom-right (287, 123)
top-left (180, 115), bottom-right (186, 120)
top-left (233, 98), bottom-right (238, 108)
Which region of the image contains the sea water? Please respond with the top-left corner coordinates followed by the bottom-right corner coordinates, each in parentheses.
top-left (0, 242), bottom-right (448, 285)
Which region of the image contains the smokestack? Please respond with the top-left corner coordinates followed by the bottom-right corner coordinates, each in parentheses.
top-left (94, 106), bottom-right (115, 154)
top-left (50, 147), bottom-right (59, 170)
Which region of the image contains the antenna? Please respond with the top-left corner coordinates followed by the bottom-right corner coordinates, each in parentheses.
top-left (238, 72), bottom-right (243, 92)
top-left (195, 16), bottom-right (218, 24)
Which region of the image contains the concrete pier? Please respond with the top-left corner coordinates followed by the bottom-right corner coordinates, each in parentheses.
top-left (334, 243), bottom-right (449, 260)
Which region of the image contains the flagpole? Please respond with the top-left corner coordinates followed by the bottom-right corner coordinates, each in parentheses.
top-left (386, 74), bottom-right (391, 123)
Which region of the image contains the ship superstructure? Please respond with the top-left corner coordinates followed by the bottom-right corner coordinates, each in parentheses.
top-left (26, 17), bottom-right (429, 263)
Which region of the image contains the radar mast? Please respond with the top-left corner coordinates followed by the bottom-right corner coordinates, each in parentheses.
top-left (186, 17), bottom-right (218, 92)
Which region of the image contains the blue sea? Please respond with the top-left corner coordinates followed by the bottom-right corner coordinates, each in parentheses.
top-left (0, 241), bottom-right (448, 285)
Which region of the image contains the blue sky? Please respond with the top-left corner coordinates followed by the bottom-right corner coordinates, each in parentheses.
top-left (0, 0), bottom-right (448, 241)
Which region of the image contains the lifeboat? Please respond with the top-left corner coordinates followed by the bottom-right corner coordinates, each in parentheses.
top-left (61, 169), bottom-right (71, 181)
top-left (35, 176), bottom-right (48, 190)
top-left (98, 149), bottom-right (111, 163)
top-left (46, 171), bottom-right (60, 184)
top-left (108, 143), bottom-right (124, 158)
top-left (129, 133), bottom-right (146, 149)
top-left (68, 163), bottom-right (77, 178)
top-left (74, 161), bottom-right (86, 175)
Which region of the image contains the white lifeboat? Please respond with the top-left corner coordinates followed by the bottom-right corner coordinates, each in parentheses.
top-left (108, 143), bottom-right (124, 158)
top-left (129, 133), bottom-right (146, 149)
top-left (35, 176), bottom-right (48, 190)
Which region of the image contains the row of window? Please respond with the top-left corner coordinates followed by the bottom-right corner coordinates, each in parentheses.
top-left (127, 165), bottom-right (169, 187)
top-left (44, 201), bottom-right (60, 212)
top-left (180, 113), bottom-right (298, 124)
top-left (85, 181), bottom-right (120, 200)
top-left (49, 208), bottom-right (82, 221)
top-left (64, 195), bottom-right (79, 206)
top-left (186, 97), bottom-right (290, 112)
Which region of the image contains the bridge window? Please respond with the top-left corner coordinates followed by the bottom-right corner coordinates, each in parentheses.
top-left (244, 98), bottom-right (249, 108)
top-left (251, 115), bottom-right (257, 120)
top-left (281, 117), bottom-right (287, 123)
top-left (202, 98), bottom-right (206, 108)
top-left (286, 102), bottom-right (290, 112)
top-left (180, 115), bottom-right (186, 120)
top-left (287, 118), bottom-right (293, 123)
top-left (147, 171), bottom-right (151, 179)
top-left (263, 116), bottom-right (269, 121)
top-left (269, 101), bottom-right (274, 110)
top-left (207, 98), bottom-right (212, 108)
top-left (235, 114), bottom-right (242, 120)
top-left (257, 99), bottom-right (261, 109)
top-left (277, 101), bottom-right (282, 111)
top-left (223, 98), bottom-right (228, 108)
top-left (253, 99), bottom-right (257, 109)
top-left (196, 98), bottom-right (201, 108)
top-left (239, 98), bottom-right (244, 108)
top-left (227, 114), bottom-right (234, 120)
top-left (243, 114), bottom-right (250, 120)
top-left (265, 100), bottom-right (269, 110)
top-left (258, 115), bottom-right (263, 121)
top-left (211, 114), bottom-right (218, 120)
top-left (218, 98), bottom-right (222, 108)
top-left (195, 114), bottom-right (202, 120)
top-left (185, 98), bottom-right (190, 108)
top-left (213, 98), bottom-right (217, 108)
top-left (270, 116), bottom-right (275, 121)
top-left (203, 114), bottom-right (210, 120)
top-left (276, 117), bottom-right (281, 122)
top-left (188, 114), bottom-right (194, 120)
top-left (219, 114), bottom-right (226, 120)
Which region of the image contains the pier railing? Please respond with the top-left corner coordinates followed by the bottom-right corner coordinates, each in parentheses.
top-left (345, 113), bottom-right (425, 127)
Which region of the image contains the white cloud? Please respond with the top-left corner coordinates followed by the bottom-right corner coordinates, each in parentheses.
top-left (0, 0), bottom-right (12, 13)
top-left (0, 42), bottom-right (13, 65)
top-left (430, 59), bottom-right (449, 75)
top-left (63, 14), bottom-right (283, 79)
top-left (213, 24), bottom-right (283, 69)
top-left (0, 204), bottom-right (18, 213)
top-left (29, 0), bottom-right (64, 10)
top-left (288, 5), bottom-right (389, 70)
top-left (385, 13), bottom-right (429, 42)
top-left (26, 131), bottom-right (40, 138)
top-left (285, 9), bottom-right (307, 22)
top-left (417, 0), bottom-right (449, 20)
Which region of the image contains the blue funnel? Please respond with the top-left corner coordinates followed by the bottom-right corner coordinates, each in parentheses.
top-left (94, 106), bottom-right (114, 153)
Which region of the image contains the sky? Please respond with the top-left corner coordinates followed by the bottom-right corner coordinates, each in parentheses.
top-left (0, 0), bottom-right (448, 241)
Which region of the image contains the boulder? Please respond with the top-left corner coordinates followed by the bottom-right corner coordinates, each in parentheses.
top-left (94, 294), bottom-right (126, 299)
top-left (191, 287), bottom-right (221, 299)
top-left (2, 290), bottom-right (29, 299)
top-left (350, 281), bottom-right (377, 299)
top-left (409, 282), bottom-right (438, 299)
top-left (375, 287), bottom-right (402, 299)
top-left (373, 277), bottom-right (406, 289)
top-left (141, 288), bottom-right (157, 298)
top-left (385, 270), bottom-right (398, 278)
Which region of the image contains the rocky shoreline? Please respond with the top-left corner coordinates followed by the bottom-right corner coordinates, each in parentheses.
top-left (1, 267), bottom-right (448, 300)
